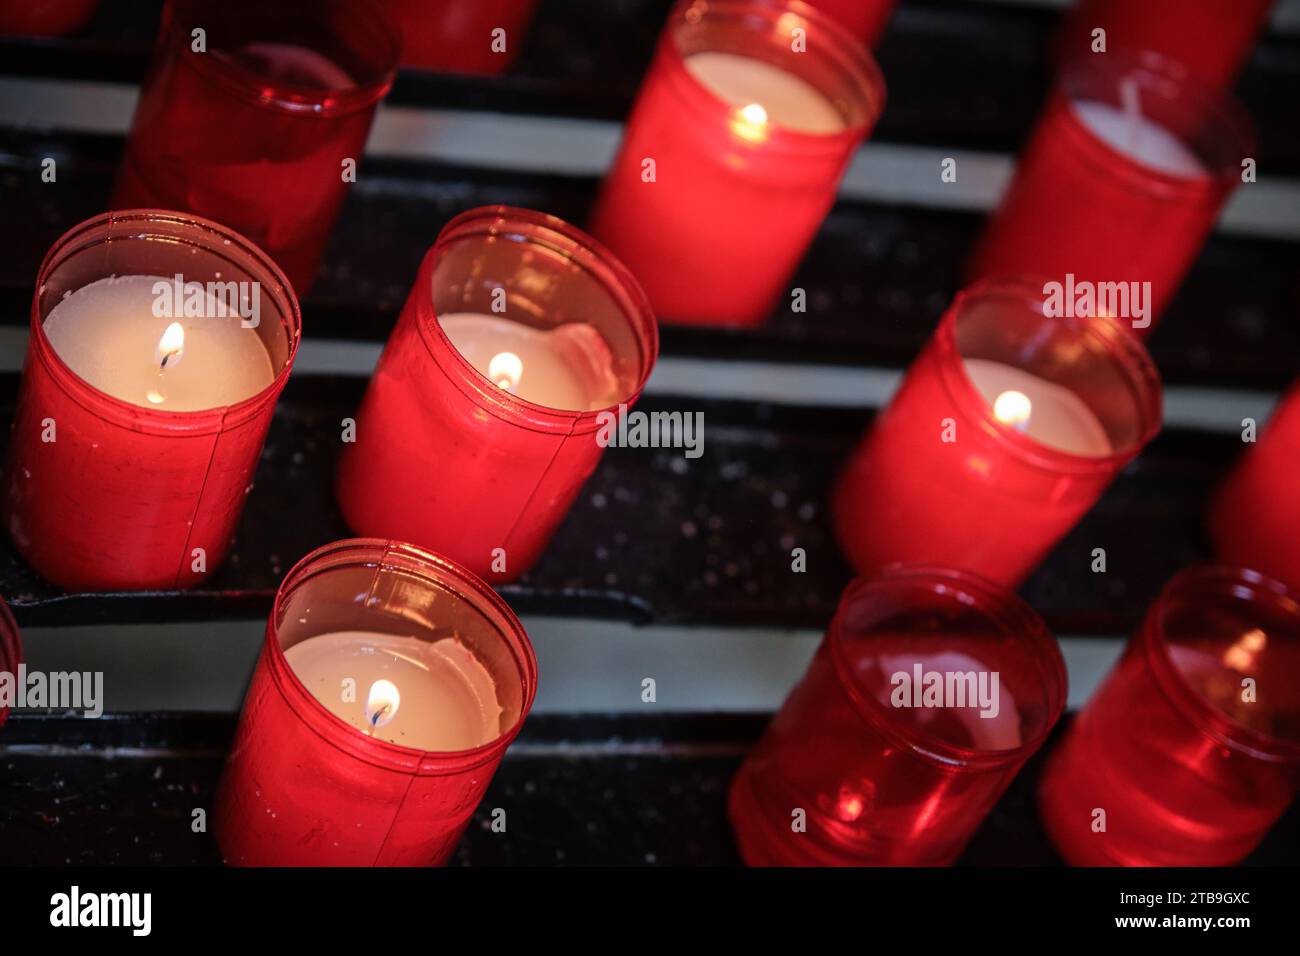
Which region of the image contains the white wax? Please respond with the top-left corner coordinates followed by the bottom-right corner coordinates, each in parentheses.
top-left (42, 274), bottom-right (275, 411)
top-left (285, 631), bottom-right (504, 752)
top-left (1072, 99), bottom-right (1206, 178)
top-left (438, 312), bottom-right (622, 412)
top-left (684, 51), bottom-right (847, 135)
top-left (963, 357), bottom-right (1113, 457)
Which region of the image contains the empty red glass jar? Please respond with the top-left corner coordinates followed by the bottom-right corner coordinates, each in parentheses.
top-left (384, 0), bottom-right (539, 73)
top-left (336, 206), bottom-right (657, 582)
top-left (0, 597), bottom-right (20, 730)
top-left (0, 0), bottom-right (98, 35)
top-left (832, 276), bottom-right (1162, 588)
top-left (730, 567), bottom-right (1067, 866)
top-left (112, 0), bottom-right (398, 294)
top-left (968, 50), bottom-right (1252, 334)
top-left (2, 210), bottom-right (300, 591)
top-left (590, 0), bottom-right (885, 327)
top-left (1038, 565), bottom-right (1300, 866)
top-left (1055, 0), bottom-right (1274, 87)
top-left (1209, 380), bottom-right (1300, 592)
top-left (216, 539), bottom-right (538, 866)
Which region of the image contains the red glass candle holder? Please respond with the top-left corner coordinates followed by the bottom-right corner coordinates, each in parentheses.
top-left (967, 50), bottom-right (1252, 335)
top-left (1055, 0), bottom-right (1274, 88)
top-left (216, 538), bottom-right (538, 867)
top-left (0, 597), bottom-right (20, 730)
top-left (384, 0), bottom-right (539, 73)
top-left (112, 0), bottom-right (398, 294)
top-left (2, 210), bottom-right (300, 591)
top-left (1038, 565), bottom-right (1300, 866)
top-left (0, 0), bottom-right (98, 35)
top-left (589, 0), bottom-right (885, 328)
top-left (832, 276), bottom-right (1162, 588)
top-left (1209, 379), bottom-right (1300, 592)
top-left (804, 0), bottom-right (896, 46)
top-left (336, 205), bottom-right (657, 582)
top-left (730, 567), bottom-right (1067, 866)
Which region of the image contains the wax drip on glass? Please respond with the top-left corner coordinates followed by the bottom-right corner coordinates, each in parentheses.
top-left (993, 389), bottom-right (1033, 432)
top-left (146, 321), bottom-right (185, 405)
top-left (364, 678), bottom-right (401, 735)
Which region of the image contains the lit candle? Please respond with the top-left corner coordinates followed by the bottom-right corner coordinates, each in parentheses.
top-left (833, 277), bottom-right (1161, 587)
top-left (684, 52), bottom-right (848, 135)
top-left (284, 630), bottom-right (503, 751)
top-left (963, 358), bottom-right (1113, 457)
top-left (438, 313), bottom-right (622, 412)
top-left (590, 0), bottom-right (884, 327)
top-left (337, 206), bottom-right (657, 582)
top-left (216, 539), bottom-right (539, 867)
top-left (42, 275), bottom-right (275, 412)
top-left (2, 211), bottom-right (299, 591)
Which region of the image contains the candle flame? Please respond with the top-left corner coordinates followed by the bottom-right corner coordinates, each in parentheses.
top-left (365, 679), bottom-right (401, 729)
top-left (993, 390), bottom-right (1032, 430)
top-left (1223, 627), bottom-right (1266, 672)
top-left (156, 321), bottom-right (185, 369)
top-left (731, 102), bottom-right (769, 142)
top-left (488, 351), bottom-right (523, 392)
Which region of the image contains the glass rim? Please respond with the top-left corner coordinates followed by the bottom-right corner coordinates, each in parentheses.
top-left (827, 565), bottom-right (1068, 771)
top-left (933, 274), bottom-right (1164, 474)
top-left (266, 538), bottom-right (539, 772)
top-left (1142, 564), bottom-right (1300, 762)
top-left (663, 0), bottom-right (886, 150)
top-left (27, 208), bottom-right (301, 435)
top-left (418, 204), bottom-right (660, 429)
top-left (1057, 48), bottom-right (1255, 192)
top-left (164, 0), bottom-right (400, 116)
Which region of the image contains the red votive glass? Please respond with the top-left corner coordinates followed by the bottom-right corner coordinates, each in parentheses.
top-left (0, 0), bottom-right (98, 35)
top-left (589, 0), bottom-right (885, 327)
top-left (804, 0), bottom-right (896, 46)
top-left (384, 0), bottom-right (539, 73)
top-left (1209, 380), bottom-right (1300, 592)
top-left (1055, 0), bottom-right (1275, 87)
top-left (0, 597), bottom-right (20, 730)
top-left (730, 567), bottom-right (1067, 866)
top-left (216, 539), bottom-right (538, 866)
top-left (832, 276), bottom-right (1162, 588)
top-left (112, 0), bottom-right (398, 294)
top-left (2, 210), bottom-right (300, 591)
top-left (967, 50), bottom-right (1252, 334)
top-left (336, 206), bottom-right (656, 582)
top-left (1038, 565), bottom-right (1300, 866)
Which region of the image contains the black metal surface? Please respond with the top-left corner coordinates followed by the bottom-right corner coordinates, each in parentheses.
top-left (1, 711), bottom-right (1296, 865)
top-left (0, 373), bottom-right (1241, 634)
top-left (2, 0), bottom-right (1299, 174)
top-left (1, 129), bottom-right (1298, 390)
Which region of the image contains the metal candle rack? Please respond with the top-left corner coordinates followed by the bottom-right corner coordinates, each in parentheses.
top-left (0, 0), bottom-right (1297, 864)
